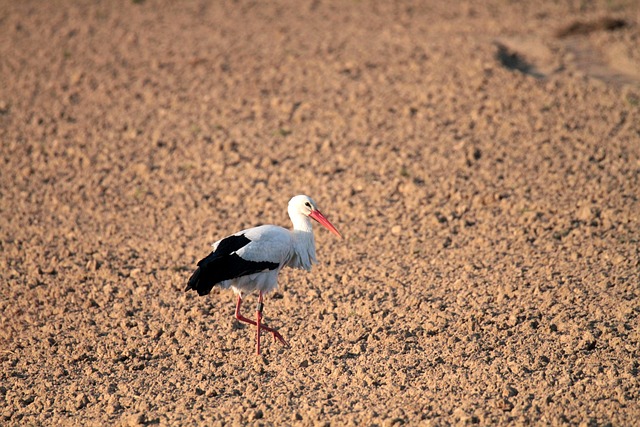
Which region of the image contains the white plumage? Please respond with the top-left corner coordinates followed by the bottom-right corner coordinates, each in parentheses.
top-left (211, 223), bottom-right (315, 295)
top-left (186, 195), bottom-right (342, 354)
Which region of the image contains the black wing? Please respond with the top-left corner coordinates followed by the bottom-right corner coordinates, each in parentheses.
top-left (185, 234), bottom-right (279, 296)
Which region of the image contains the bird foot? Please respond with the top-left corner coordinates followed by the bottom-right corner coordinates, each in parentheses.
top-left (268, 328), bottom-right (289, 348)
top-left (256, 314), bottom-right (289, 349)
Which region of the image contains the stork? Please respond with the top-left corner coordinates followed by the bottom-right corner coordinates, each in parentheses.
top-left (186, 195), bottom-right (342, 355)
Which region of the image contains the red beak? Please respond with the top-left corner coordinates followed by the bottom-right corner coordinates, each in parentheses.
top-left (309, 209), bottom-right (342, 238)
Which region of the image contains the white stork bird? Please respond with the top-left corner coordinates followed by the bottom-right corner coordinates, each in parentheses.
top-left (186, 195), bottom-right (342, 355)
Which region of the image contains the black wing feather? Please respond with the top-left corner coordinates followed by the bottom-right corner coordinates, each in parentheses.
top-left (186, 234), bottom-right (279, 296)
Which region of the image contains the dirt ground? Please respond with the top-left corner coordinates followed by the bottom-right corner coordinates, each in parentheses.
top-left (1, 0), bottom-right (639, 425)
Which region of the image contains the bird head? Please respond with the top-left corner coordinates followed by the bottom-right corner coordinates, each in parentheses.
top-left (288, 195), bottom-right (342, 238)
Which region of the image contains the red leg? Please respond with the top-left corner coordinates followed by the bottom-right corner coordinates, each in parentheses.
top-left (234, 294), bottom-right (289, 353)
top-left (256, 292), bottom-right (263, 355)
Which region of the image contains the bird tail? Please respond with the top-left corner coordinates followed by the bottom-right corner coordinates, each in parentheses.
top-left (185, 252), bottom-right (219, 296)
top-left (185, 266), bottom-right (202, 292)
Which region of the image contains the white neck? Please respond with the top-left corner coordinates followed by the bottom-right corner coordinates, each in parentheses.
top-left (289, 211), bottom-right (314, 233)
top-left (288, 210), bottom-right (317, 270)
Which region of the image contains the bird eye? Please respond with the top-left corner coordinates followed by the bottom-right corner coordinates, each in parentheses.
top-left (305, 202), bottom-right (312, 208)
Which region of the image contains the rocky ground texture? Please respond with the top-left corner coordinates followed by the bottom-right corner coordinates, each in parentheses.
top-left (1, 0), bottom-right (639, 425)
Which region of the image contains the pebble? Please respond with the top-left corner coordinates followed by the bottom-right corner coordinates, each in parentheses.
top-left (125, 413), bottom-right (146, 426)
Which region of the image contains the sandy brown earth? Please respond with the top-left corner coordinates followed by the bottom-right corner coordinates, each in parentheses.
top-left (1, 0), bottom-right (640, 425)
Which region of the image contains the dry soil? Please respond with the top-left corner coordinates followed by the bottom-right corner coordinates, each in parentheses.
top-left (1, 0), bottom-right (639, 426)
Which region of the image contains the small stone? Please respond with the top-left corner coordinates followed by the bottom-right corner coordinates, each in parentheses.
top-left (21, 395), bottom-right (35, 407)
top-left (383, 418), bottom-right (406, 426)
top-left (498, 398), bottom-right (514, 411)
top-left (125, 413), bottom-right (146, 426)
top-left (2, 408), bottom-right (14, 420)
top-left (106, 400), bottom-right (123, 415)
top-left (503, 386), bottom-right (518, 397)
top-left (576, 205), bottom-right (592, 222)
top-left (75, 393), bottom-right (88, 409)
